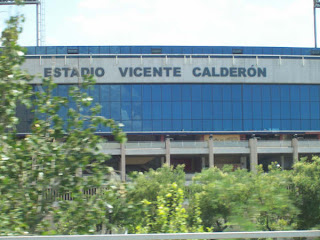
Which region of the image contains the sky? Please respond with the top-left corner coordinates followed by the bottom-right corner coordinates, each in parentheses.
top-left (0, 0), bottom-right (318, 47)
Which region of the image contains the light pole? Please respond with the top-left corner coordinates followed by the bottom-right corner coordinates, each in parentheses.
top-left (314, 0), bottom-right (320, 48)
top-left (0, 0), bottom-right (42, 46)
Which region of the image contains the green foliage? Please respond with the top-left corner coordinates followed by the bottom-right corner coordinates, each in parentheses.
top-left (189, 166), bottom-right (298, 232)
top-left (127, 165), bottom-right (185, 203)
top-left (289, 155), bottom-right (320, 229)
top-left (135, 183), bottom-right (202, 233)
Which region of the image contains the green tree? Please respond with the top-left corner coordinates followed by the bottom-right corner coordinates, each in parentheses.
top-left (0, 15), bottom-right (126, 235)
top-left (289, 155), bottom-right (320, 229)
top-left (135, 183), bottom-right (203, 233)
top-left (189, 165), bottom-right (298, 232)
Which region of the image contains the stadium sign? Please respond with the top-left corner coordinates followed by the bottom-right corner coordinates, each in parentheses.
top-left (22, 56), bottom-right (320, 84)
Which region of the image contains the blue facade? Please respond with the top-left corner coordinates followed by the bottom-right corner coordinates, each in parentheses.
top-left (18, 83), bottom-right (320, 134)
top-left (25, 46), bottom-right (318, 56)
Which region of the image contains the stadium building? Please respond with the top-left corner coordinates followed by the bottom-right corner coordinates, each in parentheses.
top-left (19, 46), bottom-right (320, 180)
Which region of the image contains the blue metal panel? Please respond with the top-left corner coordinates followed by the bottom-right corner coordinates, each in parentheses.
top-left (163, 120), bottom-right (173, 131)
top-left (153, 120), bottom-right (162, 131)
top-left (130, 46), bottom-right (142, 54)
top-left (203, 120), bottom-right (213, 131)
top-left (26, 47), bottom-right (36, 55)
top-left (233, 119), bottom-right (242, 131)
top-left (292, 48), bottom-right (302, 55)
top-left (262, 47), bottom-right (272, 54)
top-left (213, 47), bottom-right (223, 54)
top-left (56, 46), bottom-right (67, 54)
top-left (222, 46), bottom-right (233, 54)
top-left (242, 47), bottom-right (253, 54)
top-left (311, 120), bottom-right (320, 130)
top-left (161, 47), bottom-right (171, 54)
top-left (89, 46), bottom-right (99, 54)
top-left (192, 120), bottom-right (203, 131)
top-left (36, 47), bottom-right (46, 54)
top-left (182, 47), bottom-right (192, 54)
top-left (46, 46), bottom-right (56, 54)
top-left (120, 46), bottom-right (131, 54)
top-left (78, 46), bottom-right (88, 54)
top-left (300, 48), bottom-right (311, 55)
top-left (141, 47), bottom-right (150, 54)
top-left (99, 46), bottom-right (110, 54)
top-left (301, 120), bottom-right (311, 130)
top-left (272, 47), bottom-right (282, 55)
top-left (202, 46), bottom-right (214, 54)
top-left (162, 102), bottom-right (172, 119)
top-left (192, 47), bottom-right (203, 54)
top-left (110, 46), bottom-right (120, 54)
top-left (252, 47), bottom-right (262, 54)
top-left (282, 47), bottom-right (292, 55)
top-left (171, 47), bottom-right (182, 54)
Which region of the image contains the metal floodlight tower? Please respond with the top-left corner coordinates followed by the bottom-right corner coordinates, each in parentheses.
top-left (314, 0), bottom-right (320, 48)
top-left (0, 0), bottom-right (45, 46)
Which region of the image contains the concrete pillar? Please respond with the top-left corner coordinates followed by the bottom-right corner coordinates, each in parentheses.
top-left (120, 143), bottom-right (126, 182)
top-left (165, 137), bottom-right (171, 166)
top-left (208, 136), bottom-right (214, 167)
top-left (292, 138), bottom-right (299, 164)
top-left (160, 156), bottom-right (165, 166)
top-left (281, 155), bottom-right (285, 170)
top-left (249, 138), bottom-right (258, 173)
top-left (201, 156), bottom-right (206, 169)
top-left (240, 156), bottom-right (247, 170)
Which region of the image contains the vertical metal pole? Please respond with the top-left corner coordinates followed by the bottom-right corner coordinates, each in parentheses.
top-left (315, 6), bottom-right (318, 48)
top-left (36, 3), bottom-right (39, 46)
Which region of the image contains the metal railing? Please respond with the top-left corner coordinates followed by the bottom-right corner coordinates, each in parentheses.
top-left (1, 230), bottom-right (320, 240)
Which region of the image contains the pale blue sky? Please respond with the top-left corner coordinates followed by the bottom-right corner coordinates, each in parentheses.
top-left (0, 0), bottom-right (317, 47)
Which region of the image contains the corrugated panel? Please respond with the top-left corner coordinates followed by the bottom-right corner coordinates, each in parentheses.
top-left (292, 48), bottom-right (302, 55)
top-left (78, 46), bottom-right (88, 54)
top-left (222, 46), bottom-right (233, 54)
top-left (110, 46), bottom-right (120, 54)
top-left (89, 46), bottom-right (99, 54)
top-left (26, 47), bottom-right (36, 55)
top-left (99, 46), bottom-right (110, 54)
top-left (120, 46), bottom-right (131, 54)
top-left (262, 47), bottom-right (272, 54)
top-left (171, 47), bottom-right (182, 54)
top-left (282, 47), bottom-right (292, 55)
top-left (182, 47), bottom-right (192, 54)
top-left (57, 46), bottom-right (67, 54)
top-left (272, 47), bottom-right (282, 55)
top-left (46, 46), bottom-right (57, 54)
top-left (213, 46), bottom-right (223, 54)
top-left (252, 47), bottom-right (262, 54)
top-left (242, 47), bottom-right (253, 54)
top-left (36, 47), bottom-right (46, 54)
top-left (131, 46), bottom-right (142, 54)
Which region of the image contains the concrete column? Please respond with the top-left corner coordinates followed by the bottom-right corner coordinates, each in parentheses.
top-left (249, 138), bottom-right (258, 173)
top-left (120, 143), bottom-right (126, 182)
top-left (292, 138), bottom-right (299, 164)
top-left (281, 155), bottom-right (285, 170)
top-left (240, 156), bottom-right (247, 170)
top-left (201, 156), bottom-right (206, 169)
top-left (165, 137), bottom-right (171, 166)
top-left (160, 156), bottom-right (165, 166)
top-left (208, 137), bottom-right (214, 167)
